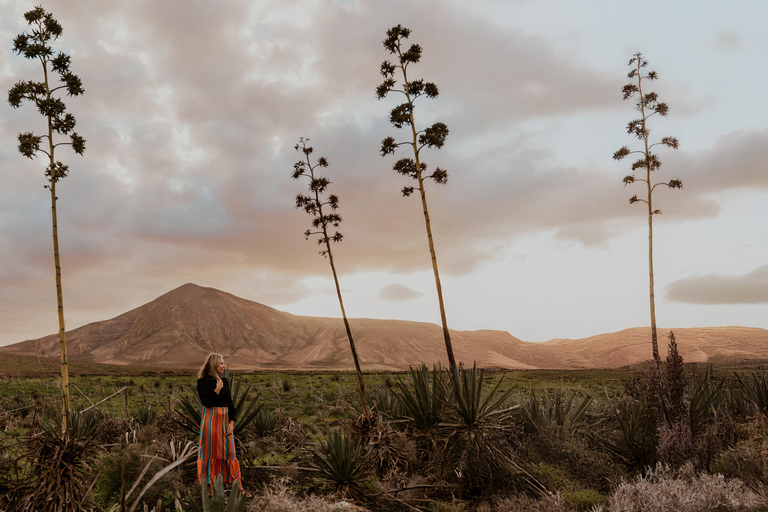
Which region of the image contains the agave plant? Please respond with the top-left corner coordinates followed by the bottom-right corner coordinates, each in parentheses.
top-left (603, 398), bottom-right (658, 469)
top-left (687, 367), bottom-right (724, 437)
top-left (127, 441), bottom-right (198, 512)
top-left (369, 386), bottom-right (402, 418)
top-left (310, 430), bottom-right (370, 492)
top-left (446, 362), bottom-right (518, 432)
top-left (188, 474), bottom-right (247, 512)
top-left (14, 411), bottom-right (101, 511)
top-left (136, 405), bottom-right (158, 427)
top-left (735, 371), bottom-right (768, 419)
top-left (716, 385), bottom-right (752, 418)
top-left (175, 370), bottom-right (264, 442)
top-left (521, 388), bottom-right (594, 436)
top-left (251, 407), bottom-right (279, 438)
top-left (42, 409), bottom-right (100, 441)
top-left (388, 364), bottom-right (446, 428)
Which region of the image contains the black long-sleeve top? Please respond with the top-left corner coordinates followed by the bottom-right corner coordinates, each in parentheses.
top-left (197, 376), bottom-right (237, 421)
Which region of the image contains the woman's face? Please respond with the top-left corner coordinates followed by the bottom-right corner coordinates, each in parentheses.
top-left (215, 358), bottom-right (225, 376)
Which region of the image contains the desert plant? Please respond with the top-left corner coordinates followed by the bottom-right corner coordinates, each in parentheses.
top-left (735, 371), bottom-right (768, 419)
top-left (710, 440), bottom-right (766, 489)
top-left (8, 5), bottom-right (87, 437)
top-left (127, 441), bottom-right (197, 512)
top-left (687, 366), bottom-right (724, 438)
top-left (613, 53), bottom-right (682, 364)
top-left (446, 362), bottom-right (518, 432)
top-left (656, 420), bottom-right (695, 469)
top-left (597, 462), bottom-right (764, 511)
top-left (662, 331), bottom-right (687, 426)
top-left (563, 489), bottom-right (608, 511)
top-left (389, 363), bottom-right (447, 428)
top-left (12, 411), bottom-right (100, 511)
top-left (495, 493), bottom-right (573, 512)
top-left (245, 477), bottom-right (361, 512)
top-left (377, 25), bottom-right (456, 370)
top-left (369, 386), bottom-right (402, 418)
top-left (291, 138), bottom-right (369, 416)
top-left (605, 397), bottom-right (658, 469)
top-left (136, 405), bottom-right (158, 427)
top-left (419, 365), bottom-right (522, 495)
top-left (42, 408), bottom-right (100, 441)
top-left (521, 388), bottom-right (594, 436)
top-left (310, 430), bottom-right (370, 493)
top-left (188, 474), bottom-right (246, 512)
top-left (175, 393), bottom-right (204, 438)
top-left (715, 386), bottom-right (751, 418)
top-left (251, 407), bottom-right (279, 438)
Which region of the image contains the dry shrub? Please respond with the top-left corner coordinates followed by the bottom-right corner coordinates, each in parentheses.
top-left (94, 412), bottom-right (136, 445)
top-left (12, 430), bottom-right (100, 511)
top-left (366, 424), bottom-right (412, 476)
top-left (495, 492), bottom-right (573, 512)
top-left (247, 478), bottom-right (369, 511)
top-left (598, 462), bottom-right (765, 512)
top-left (93, 443), bottom-right (185, 510)
top-left (432, 429), bottom-right (517, 496)
top-left (711, 440), bottom-right (766, 489)
top-left (274, 418), bottom-right (307, 451)
top-left (156, 412), bottom-right (192, 442)
top-left (348, 415), bottom-right (416, 480)
top-left (656, 421), bottom-right (696, 469)
top-left (515, 423), bottom-right (624, 494)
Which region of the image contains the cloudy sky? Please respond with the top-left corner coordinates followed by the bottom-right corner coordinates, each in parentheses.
top-left (1, 0), bottom-right (766, 347)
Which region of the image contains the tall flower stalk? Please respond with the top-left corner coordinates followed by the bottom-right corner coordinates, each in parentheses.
top-left (292, 138), bottom-right (369, 416)
top-left (377, 25), bottom-right (456, 371)
top-left (613, 53), bottom-right (682, 364)
top-left (8, 6), bottom-right (86, 438)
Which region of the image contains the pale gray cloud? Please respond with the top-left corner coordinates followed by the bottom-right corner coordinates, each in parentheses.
top-left (378, 283), bottom-right (426, 302)
top-left (714, 31), bottom-right (742, 52)
top-left (666, 265), bottom-right (768, 304)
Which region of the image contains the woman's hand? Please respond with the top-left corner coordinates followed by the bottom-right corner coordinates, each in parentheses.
top-left (214, 377), bottom-right (223, 394)
top-left (226, 420), bottom-right (234, 436)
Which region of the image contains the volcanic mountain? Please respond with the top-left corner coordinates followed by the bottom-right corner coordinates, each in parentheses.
top-left (2, 283), bottom-right (766, 370)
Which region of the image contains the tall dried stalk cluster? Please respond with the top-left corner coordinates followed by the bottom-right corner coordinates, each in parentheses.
top-left (376, 25), bottom-right (456, 370)
top-left (613, 53), bottom-right (682, 364)
top-left (8, 6), bottom-right (86, 438)
top-left (291, 138), bottom-right (369, 416)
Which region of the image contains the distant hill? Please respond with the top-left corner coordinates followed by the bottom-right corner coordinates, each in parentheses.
top-left (2, 283), bottom-right (766, 370)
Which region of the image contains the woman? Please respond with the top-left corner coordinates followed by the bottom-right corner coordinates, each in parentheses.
top-left (196, 353), bottom-right (242, 488)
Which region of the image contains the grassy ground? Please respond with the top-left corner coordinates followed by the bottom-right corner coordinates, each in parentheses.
top-left (0, 352), bottom-right (758, 435)
top-left (1, 351), bottom-right (764, 451)
top-left (0, 352), bottom-right (637, 435)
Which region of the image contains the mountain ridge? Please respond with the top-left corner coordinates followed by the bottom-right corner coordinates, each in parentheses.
top-left (3, 283), bottom-right (766, 370)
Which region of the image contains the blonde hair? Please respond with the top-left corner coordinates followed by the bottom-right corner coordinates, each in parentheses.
top-left (196, 353), bottom-right (224, 379)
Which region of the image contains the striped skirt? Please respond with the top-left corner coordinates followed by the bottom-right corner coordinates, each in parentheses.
top-left (197, 407), bottom-right (241, 485)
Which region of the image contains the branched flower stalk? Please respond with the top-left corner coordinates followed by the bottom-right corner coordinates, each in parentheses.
top-left (377, 25), bottom-right (456, 371)
top-left (292, 138), bottom-right (369, 416)
top-left (8, 6), bottom-right (86, 439)
top-left (613, 52), bottom-right (682, 364)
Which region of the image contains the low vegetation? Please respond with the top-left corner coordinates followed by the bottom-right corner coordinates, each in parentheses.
top-left (1, 355), bottom-right (768, 511)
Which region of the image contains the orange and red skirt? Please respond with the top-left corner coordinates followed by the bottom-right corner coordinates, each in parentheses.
top-left (197, 407), bottom-right (241, 485)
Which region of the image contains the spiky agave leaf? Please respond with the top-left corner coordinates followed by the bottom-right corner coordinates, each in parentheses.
top-left (447, 362), bottom-right (518, 432)
top-left (520, 388), bottom-right (593, 435)
top-left (735, 371), bottom-right (768, 419)
top-left (688, 366), bottom-right (724, 437)
top-left (310, 430), bottom-right (369, 490)
top-left (389, 363), bottom-right (446, 428)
